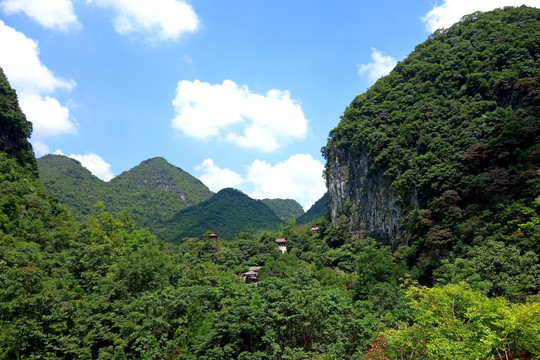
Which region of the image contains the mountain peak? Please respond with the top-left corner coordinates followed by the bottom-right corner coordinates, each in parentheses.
top-left (164, 187), bottom-right (281, 242)
top-left (38, 155), bottom-right (213, 231)
top-left (140, 156), bottom-right (169, 165)
top-left (112, 157), bottom-right (210, 195)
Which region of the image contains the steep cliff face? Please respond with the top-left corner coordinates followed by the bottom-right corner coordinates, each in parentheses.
top-left (326, 147), bottom-right (416, 244)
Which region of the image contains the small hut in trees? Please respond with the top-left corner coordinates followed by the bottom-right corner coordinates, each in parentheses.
top-left (275, 237), bottom-right (288, 253)
top-left (242, 266), bottom-right (262, 284)
top-left (207, 233), bottom-right (219, 241)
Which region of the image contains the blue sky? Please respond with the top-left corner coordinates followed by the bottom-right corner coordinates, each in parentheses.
top-left (1, 0), bottom-right (538, 210)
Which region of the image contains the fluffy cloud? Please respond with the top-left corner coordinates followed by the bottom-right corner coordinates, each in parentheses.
top-left (0, 21), bottom-right (77, 150)
top-left (195, 155), bottom-right (326, 210)
top-left (18, 94), bottom-right (75, 137)
top-left (0, 21), bottom-right (75, 93)
top-left (195, 159), bottom-right (244, 192)
top-left (247, 154), bottom-right (326, 211)
top-left (88, 0), bottom-right (199, 41)
top-left (55, 150), bottom-right (115, 181)
top-left (172, 80), bottom-right (308, 152)
top-left (32, 141), bottom-right (51, 157)
top-left (0, 0), bottom-right (79, 31)
top-left (423, 0), bottom-right (540, 32)
top-left (357, 47), bottom-right (397, 84)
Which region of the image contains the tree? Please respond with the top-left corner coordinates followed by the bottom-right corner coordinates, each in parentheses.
top-left (366, 283), bottom-right (540, 359)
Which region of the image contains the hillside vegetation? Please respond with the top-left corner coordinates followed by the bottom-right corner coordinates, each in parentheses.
top-left (38, 155), bottom-right (213, 236)
top-left (324, 6), bottom-right (539, 282)
top-left (297, 192), bottom-right (329, 225)
top-left (1, 6), bottom-right (539, 360)
top-left (162, 188), bottom-right (283, 242)
top-left (262, 198), bottom-right (304, 221)
top-left (38, 155), bottom-right (109, 218)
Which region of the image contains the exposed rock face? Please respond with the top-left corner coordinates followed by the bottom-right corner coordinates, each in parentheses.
top-left (139, 172), bottom-right (182, 192)
top-left (326, 146), bottom-right (416, 245)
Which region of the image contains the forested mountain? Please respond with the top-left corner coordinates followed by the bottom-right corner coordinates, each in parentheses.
top-left (262, 198), bottom-right (304, 221)
top-left (107, 156), bottom-right (213, 232)
top-left (1, 6), bottom-right (539, 360)
top-left (0, 69), bottom-right (36, 173)
top-left (38, 154), bottom-right (108, 218)
top-left (38, 154), bottom-right (314, 240)
top-left (324, 6), bottom-right (539, 282)
top-left (297, 192), bottom-right (329, 224)
top-left (38, 155), bottom-right (213, 233)
top-left (162, 188), bottom-right (283, 242)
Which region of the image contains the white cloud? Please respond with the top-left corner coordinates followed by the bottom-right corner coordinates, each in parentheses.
top-left (247, 154), bottom-right (326, 211)
top-left (172, 80), bottom-right (308, 152)
top-left (195, 158), bottom-right (244, 192)
top-left (195, 155), bottom-right (326, 210)
top-left (55, 150), bottom-right (115, 181)
top-left (18, 93), bottom-right (76, 137)
top-left (32, 141), bottom-right (50, 157)
top-left (0, 21), bottom-right (77, 150)
top-left (0, 0), bottom-right (79, 31)
top-left (423, 0), bottom-right (540, 33)
top-left (357, 47), bottom-right (397, 84)
top-left (87, 0), bottom-right (199, 41)
top-left (0, 21), bottom-right (75, 93)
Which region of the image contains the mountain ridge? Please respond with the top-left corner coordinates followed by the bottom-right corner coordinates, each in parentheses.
top-left (162, 187), bottom-right (282, 242)
top-left (261, 198), bottom-right (304, 221)
top-left (37, 154), bottom-right (214, 232)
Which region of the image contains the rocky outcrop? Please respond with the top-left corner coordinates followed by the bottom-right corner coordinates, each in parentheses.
top-left (325, 146), bottom-right (416, 245)
top-left (139, 172), bottom-right (182, 192)
top-left (0, 68), bottom-right (37, 173)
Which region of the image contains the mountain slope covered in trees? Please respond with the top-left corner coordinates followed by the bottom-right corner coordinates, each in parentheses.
top-left (162, 188), bottom-right (283, 242)
top-left (324, 6), bottom-right (539, 283)
top-left (0, 69), bottom-right (36, 173)
top-left (38, 155), bottom-right (213, 234)
top-left (38, 154), bottom-right (108, 218)
top-left (262, 198), bottom-right (304, 221)
top-left (297, 192), bottom-right (329, 224)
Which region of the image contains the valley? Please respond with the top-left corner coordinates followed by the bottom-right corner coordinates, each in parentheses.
top-left (1, 6), bottom-right (539, 359)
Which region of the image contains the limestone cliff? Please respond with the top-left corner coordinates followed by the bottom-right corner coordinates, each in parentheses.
top-left (325, 146), bottom-right (416, 244)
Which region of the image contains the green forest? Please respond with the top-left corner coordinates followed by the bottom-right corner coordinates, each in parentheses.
top-left (37, 156), bottom-right (314, 240)
top-left (1, 6), bottom-right (539, 360)
top-left (37, 155), bottom-right (214, 237)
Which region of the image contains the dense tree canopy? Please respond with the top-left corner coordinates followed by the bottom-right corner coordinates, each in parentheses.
top-left (323, 6), bottom-right (540, 281)
top-left (38, 155), bottom-right (214, 237)
top-left (1, 6), bottom-right (539, 360)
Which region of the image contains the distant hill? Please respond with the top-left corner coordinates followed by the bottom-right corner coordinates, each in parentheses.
top-left (37, 155), bottom-right (213, 233)
top-left (38, 155), bottom-right (107, 218)
top-left (107, 157), bottom-right (213, 231)
top-left (297, 192), bottom-right (329, 224)
top-left (262, 198), bottom-right (304, 221)
top-left (162, 188), bottom-right (282, 242)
